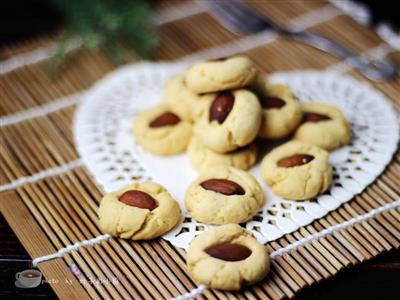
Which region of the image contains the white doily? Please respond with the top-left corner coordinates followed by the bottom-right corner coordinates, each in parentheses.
top-left (74, 62), bottom-right (399, 250)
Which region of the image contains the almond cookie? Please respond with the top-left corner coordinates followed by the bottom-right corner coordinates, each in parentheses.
top-left (185, 165), bottom-right (264, 224)
top-left (294, 102), bottom-right (351, 150)
top-left (185, 56), bottom-right (258, 94)
top-left (187, 224), bottom-right (270, 291)
top-left (98, 181), bottom-right (181, 240)
top-left (261, 141), bottom-right (332, 200)
top-left (194, 89), bottom-right (262, 153)
top-left (187, 137), bottom-right (258, 172)
top-left (133, 104), bottom-right (192, 155)
top-left (164, 74), bottom-right (204, 121)
top-left (254, 82), bottom-right (302, 139)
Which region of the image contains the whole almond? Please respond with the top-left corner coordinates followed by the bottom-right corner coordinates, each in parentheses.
top-left (209, 92), bottom-right (234, 124)
top-left (277, 154), bottom-right (314, 168)
top-left (303, 112), bottom-right (331, 123)
top-left (200, 179), bottom-right (245, 195)
top-left (119, 190), bottom-right (158, 210)
top-left (205, 243), bottom-right (252, 261)
top-left (150, 112), bottom-right (181, 128)
top-left (260, 96), bottom-right (286, 109)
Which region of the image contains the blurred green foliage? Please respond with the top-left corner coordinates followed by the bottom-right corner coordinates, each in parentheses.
top-left (48, 0), bottom-right (159, 73)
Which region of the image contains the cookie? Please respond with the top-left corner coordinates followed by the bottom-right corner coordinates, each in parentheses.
top-left (261, 141), bottom-right (332, 200)
top-left (187, 224), bottom-right (270, 291)
top-left (187, 137), bottom-right (258, 172)
top-left (164, 74), bottom-right (203, 121)
top-left (254, 82), bottom-right (302, 139)
top-left (294, 102), bottom-right (351, 150)
top-left (185, 56), bottom-right (258, 93)
top-left (133, 104), bottom-right (192, 155)
top-left (185, 165), bottom-right (264, 224)
top-left (98, 181), bottom-right (181, 240)
top-left (194, 89), bottom-right (262, 153)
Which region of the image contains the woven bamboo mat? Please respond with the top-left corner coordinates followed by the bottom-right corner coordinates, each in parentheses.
top-left (1, 0), bottom-right (399, 299)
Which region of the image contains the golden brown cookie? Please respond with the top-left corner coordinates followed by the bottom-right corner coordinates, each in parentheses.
top-left (133, 104), bottom-right (192, 155)
top-left (260, 141), bottom-right (332, 200)
top-left (187, 137), bottom-right (258, 172)
top-left (164, 74), bottom-right (202, 121)
top-left (254, 82), bottom-right (302, 139)
top-left (187, 224), bottom-right (270, 291)
top-left (185, 56), bottom-right (258, 94)
top-left (98, 181), bottom-right (181, 240)
top-left (294, 102), bottom-right (351, 150)
top-left (194, 89), bottom-right (262, 153)
top-left (185, 165), bottom-right (264, 224)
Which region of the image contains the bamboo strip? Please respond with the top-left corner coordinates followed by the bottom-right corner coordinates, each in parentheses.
top-left (0, 190), bottom-right (93, 300)
top-left (265, 244), bottom-right (308, 288)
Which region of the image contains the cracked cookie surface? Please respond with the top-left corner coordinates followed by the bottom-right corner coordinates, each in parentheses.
top-left (194, 89), bottom-right (262, 153)
top-left (294, 102), bottom-right (351, 150)
top-left (187, 224), bottom-right (270, 291)
top-left (133, 104), bottom-right (192, 155)
top-left (255, 82), bottom-right (302, 139)
top-left (261, 141), bottom-right (332, 200)
top-left (187, 137), bottom-right (258, 172)
top-left (98, 181), bottom-right (181, 240)
top-left (185, 56), bottom-right (258, 93)
top-left (185, 166), bottom-right (264, 224)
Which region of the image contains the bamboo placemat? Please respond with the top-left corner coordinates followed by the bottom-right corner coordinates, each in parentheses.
top-left (1, 1), bottom-right (399, 299)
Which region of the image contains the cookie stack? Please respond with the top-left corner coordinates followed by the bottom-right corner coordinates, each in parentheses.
top-left (187, 57), bottom-right (261, 166)
top-left (133, 56), bottom-right (262, 171)
top-left (98, 55), bottom-right (353, 292)
top-left (129, 54), bottom-right (352, 229)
